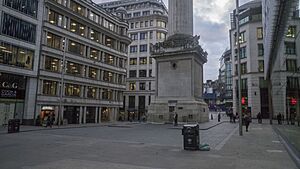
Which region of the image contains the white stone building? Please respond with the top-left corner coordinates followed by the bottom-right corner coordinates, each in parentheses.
top-left (100, 0), bottom-right (168, 121)
top-left (36, 0), bottom-right (131, 124)
top-left (230, 0), bottom-right (269, 118)
top-left (0, 0), bottom-right (43, 125)
top-left (263, 0), bottom-right (300, 121)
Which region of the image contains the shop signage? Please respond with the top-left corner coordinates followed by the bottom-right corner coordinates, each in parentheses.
top-left (1, 89), bottom-right (17, 98)
top-left (1, 82), bottom-right (18, 89)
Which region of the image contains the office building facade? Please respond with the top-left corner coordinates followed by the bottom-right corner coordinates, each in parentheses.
top-left (100, 0), bottom-right (168, 121)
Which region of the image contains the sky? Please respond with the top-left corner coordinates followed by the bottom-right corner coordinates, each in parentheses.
top-left (96, 0), bottom-right (251, 81)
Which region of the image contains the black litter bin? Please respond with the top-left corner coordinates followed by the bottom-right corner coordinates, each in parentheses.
top-left (182, 124), bottom-right (199, 150)
top-left (7, 119), bottom-right (20, 133)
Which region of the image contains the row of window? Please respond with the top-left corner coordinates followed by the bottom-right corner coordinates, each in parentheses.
top-left (234, 60), bottom-right (265, 75)
top-left (129, 70), bottom-right (152, 78)
top-left (3, 0), bottom-right (38, 18)
top-left (129, 82), bottom-right (152, 91)
top-left (130, 45), bottom-right (148, 53)
top-left (0, 41), bottom-right (34, 69)
top-left (44, 56), bottom-right (125, 84)
top-left (130, 32), bottom-right (166, 41)
top-left (46, 32), bottom-right (125, 68)
top-left (129, 58), bottom-right (153, 65)
top-left (2, 13), bottom-right (37, 43)
top-left (126, 10), bottom-right (165, 18)
top-left (51, 0), bottom-right (128, 36)
top-left (42, 80), bottom-right (122, 100)
top-left (47, 10), bottom-right (127, 53)
top-left (130, 20), bottom-right (167, 29)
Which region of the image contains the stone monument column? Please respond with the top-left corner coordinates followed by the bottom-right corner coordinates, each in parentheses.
top-left (168, 0), bottom-right (193, 37)
top-left (148, 0), bottom-right (209, 123)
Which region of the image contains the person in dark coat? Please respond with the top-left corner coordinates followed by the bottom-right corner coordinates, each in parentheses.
top-left (257, 112), bottom-right (262, 124)
top-left (233, 114), bottom-right (236, 123)
top-left (217, 113), bottom-right (221, 122)
top-left (277, 113), bottom-right (282, 125)
top-left (244, 114), bottom-right (251, 132)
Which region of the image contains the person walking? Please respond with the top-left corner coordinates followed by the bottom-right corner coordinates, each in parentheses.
top-left (233, 113), bottom-right (236, 123)
top-left (244, 113), bottom-right (251, 132)
top-left (173, 112), bottom-right (178, 126)
top-left (217, 113), bottom-right (221, 122)
top-left (257, 112), bottom-right (262, 124)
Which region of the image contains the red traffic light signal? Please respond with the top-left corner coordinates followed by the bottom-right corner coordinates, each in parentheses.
top-left (290, 98), bottom-right (297, 106)
top-left (242, 97), bottom-right (247, 105)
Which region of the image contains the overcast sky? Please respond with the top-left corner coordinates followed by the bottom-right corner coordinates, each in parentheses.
top-left (95, 0), bottom-right (251, 81)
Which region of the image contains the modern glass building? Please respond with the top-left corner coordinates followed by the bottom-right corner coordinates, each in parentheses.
top-left (36, 0), bottom-right (131, 124)
top-left (0, 0), bottom-right (43, 125)
top-left (100, 0), bottom-right (168, 121)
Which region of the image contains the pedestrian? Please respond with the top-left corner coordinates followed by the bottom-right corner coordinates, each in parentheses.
top-left (257, 112), bottom-right (262, 124)
top-left (233, 113), bottom-right (236, 123)
top-left (211, 113), bottom-right (213, 120)
top-left (277, 113), bottom-right (282, 125)
top-left (174, 112), bottom-right (178, 126)
top-left (229, 113), bottom-right (233, 123)
top-left (296, 114), bottom-right (300, 126)
top-left (218, 113), bottom-right (221, 122)
top-left (244, 113), bottom-right (251, 132)
top-left (51, 113), bottom-right (55, 126)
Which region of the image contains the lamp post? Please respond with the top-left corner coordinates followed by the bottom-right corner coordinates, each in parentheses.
top-left (236, 0), bottom-right (243, 136)
top-left (58, 37), bottom-right (67, 127)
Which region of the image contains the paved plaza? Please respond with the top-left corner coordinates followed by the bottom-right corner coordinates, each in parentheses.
top-left (0, 115), bottom-right (298, 169)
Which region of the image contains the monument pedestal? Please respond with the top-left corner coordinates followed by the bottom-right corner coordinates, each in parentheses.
top-left (148, 35), bottom-right (209, 123)
top-left (148, 99), bottom-right (208, 123)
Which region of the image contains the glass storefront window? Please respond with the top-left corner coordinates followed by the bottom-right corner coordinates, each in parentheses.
top-left (2, 13), bottom-right (36, 43)
top-left (65, 83), bottom-right (81, 97)
top-left (68, 40), bottom-right (84, 56)
top-left (88, 67), bottom-right (97, 79)
top-left (87, 87), bottom-right (97, 99)
top-left (42, 80), bottom-right (57, 96)
top-left (70, 19), bottom-right (86, 37)
top-left (70, 0), bottom-right (85, 16)
top-left (0, 41), bottom-right (34, 69)
top-left (66, 62), bottom-right (82, 76)
top-left (4, 0), bottom-right (38, 18)
top-left (45, 56), bottom-right (59, 72)
top-left (46, 32), bottom-right (62, 49)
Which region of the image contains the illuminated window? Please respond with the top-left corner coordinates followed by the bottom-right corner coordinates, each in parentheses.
top-left (90, 29), bottom-right (101, 43)
top-left (258, 60), bottom-right (264, 72)
top-left (66, 62), bottom-right (82, 76)
top-left (90, 48), bottom-right (99, 60)
top-left (70, 19), bottom-right (86, 37)
top-left (46, 32), bottom-right (61, 49)
top-left (129, 82), bottom-right (136, 91)
top-left (42, 80), bottom-right (57, 96)
top-left (45, 56), bottom-right (59, 72)
top-left (68, 40), bottom-right (84, 56)
top-left (0, 41), bottom-right (34, 69)
top-left (257, 27), bottom-right (263, 39)
top-left (130, 58), bottom-right (137, 65)
top-left (48, 10), bottom-right (64, 27)
top-left (87, 87), bottom-right (97, 99)
top-left (286, 26), bottom-right (296, 38)
top-left (65, 83), bottom-right (81, 97)
top-left (88, 67), bottom-right (97, 79)
top-left (70, 0), bottom-right (85, 16)
top-left (139, 57), bottom-right (147, 65)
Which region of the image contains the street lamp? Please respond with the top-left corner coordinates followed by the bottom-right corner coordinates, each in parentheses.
top-left (236, 0), bottom-right (243, 136)
top-left (58, 37), bottom-right (67, 127)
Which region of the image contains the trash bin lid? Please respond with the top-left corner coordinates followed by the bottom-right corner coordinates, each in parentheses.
top-left (183, 124), bottom-right (198, 127)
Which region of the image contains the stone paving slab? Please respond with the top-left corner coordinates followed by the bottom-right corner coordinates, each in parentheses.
top-left (22, 159), bottom-right (165, 169)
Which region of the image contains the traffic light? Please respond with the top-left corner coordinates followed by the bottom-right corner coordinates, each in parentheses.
top-left (241, 97), bottom-right (247, 105)
top-left (290, 98), bottom-right (297, 106)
